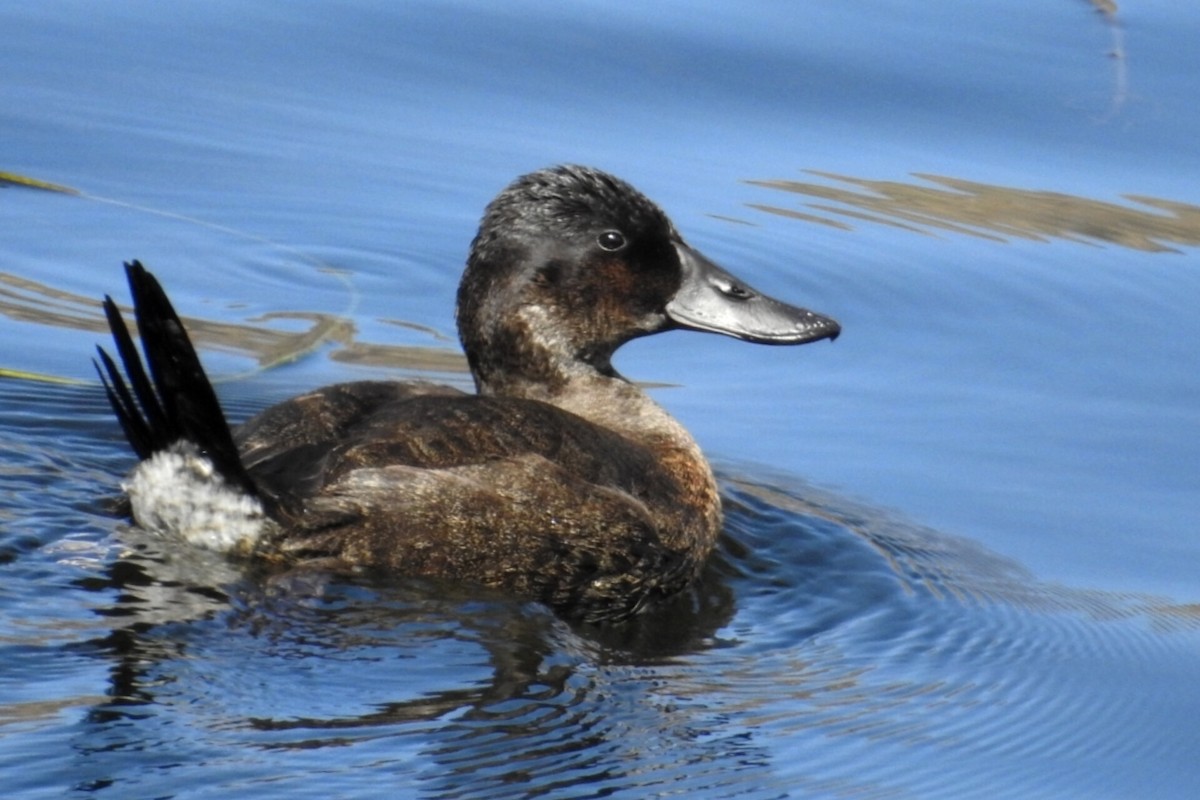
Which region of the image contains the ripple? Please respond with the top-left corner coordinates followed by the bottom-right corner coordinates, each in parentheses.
top-left (686, 475), bottom-right (1200, 798)
top-left (2, 390), bottom-right (1198, 799)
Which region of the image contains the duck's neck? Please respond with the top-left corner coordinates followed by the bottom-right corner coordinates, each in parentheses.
top-left (465, 305), bottom-right (721, 544)
top-left (480, 364), bottom-right (683, 442)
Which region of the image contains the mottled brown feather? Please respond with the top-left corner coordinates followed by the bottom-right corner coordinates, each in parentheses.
top-left (234, 379), bottom-right (718, 621)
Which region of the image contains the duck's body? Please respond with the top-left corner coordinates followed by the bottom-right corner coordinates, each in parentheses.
top-left (232, 375), bottom-right (717, 618)
top-left (97, 166), bottom-right (839, 621)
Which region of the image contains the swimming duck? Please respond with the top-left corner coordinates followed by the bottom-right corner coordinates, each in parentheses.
top-left (96, 165), bottom-right (839, 622)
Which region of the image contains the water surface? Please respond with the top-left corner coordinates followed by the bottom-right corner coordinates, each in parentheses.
top-left (3, 1), bottom-right (1199, 797)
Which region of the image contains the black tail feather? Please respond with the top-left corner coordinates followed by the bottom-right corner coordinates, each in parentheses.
top-left (95, 260), bottom-right (258, 498)
top-left (94, 345), bottom-right (156, 459)
top-left (100, 287), bottom-right (171, 447)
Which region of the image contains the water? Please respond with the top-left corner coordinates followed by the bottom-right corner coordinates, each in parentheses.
top-left (3, 1), bottom-right (1199, 797)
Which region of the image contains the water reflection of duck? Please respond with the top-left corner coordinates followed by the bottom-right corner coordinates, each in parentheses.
top-left (95, 165), bottom-right (839, 622)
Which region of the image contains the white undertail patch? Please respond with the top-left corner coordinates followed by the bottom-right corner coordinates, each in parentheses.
top-left (124, 441), bottom-right (270, 554)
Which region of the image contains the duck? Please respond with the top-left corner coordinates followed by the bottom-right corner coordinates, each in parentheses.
top-left (95, 165), bottom-right (839, 622)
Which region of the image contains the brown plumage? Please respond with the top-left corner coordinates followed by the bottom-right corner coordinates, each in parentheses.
top-left (96, 166), bottom-right (839, 622)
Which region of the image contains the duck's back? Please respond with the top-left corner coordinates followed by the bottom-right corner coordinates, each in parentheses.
top-left (234, 380), bottom-right (713, 620)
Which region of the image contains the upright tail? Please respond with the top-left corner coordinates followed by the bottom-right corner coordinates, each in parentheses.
top-left (94, 261), bottom-right (257, 499)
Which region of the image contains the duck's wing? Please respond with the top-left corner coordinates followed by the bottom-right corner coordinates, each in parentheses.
top-left (235, 386), bottom-right (695, 620)
top-left (237, 384), bottom-right (673, 515)
top-left (234, 380), bottom-right (466, 507)
top-left (287, 450), bottom-right (683, 621)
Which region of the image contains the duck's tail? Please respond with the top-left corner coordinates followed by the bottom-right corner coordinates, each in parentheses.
top-left (95, 262), bottom-right (268, 548)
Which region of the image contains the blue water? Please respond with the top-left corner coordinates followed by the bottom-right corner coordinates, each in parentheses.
top-left (3, 1), bottom-right (1199, 797)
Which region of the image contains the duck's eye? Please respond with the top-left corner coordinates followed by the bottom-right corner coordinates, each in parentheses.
top-left (597, 230), bottom-right (626, 252)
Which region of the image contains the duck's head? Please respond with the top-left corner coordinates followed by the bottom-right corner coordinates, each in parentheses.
top-left (456, 165), bottom-right (840, 396)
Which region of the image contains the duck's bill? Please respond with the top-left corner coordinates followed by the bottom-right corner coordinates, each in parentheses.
top-left (666, 243), bottom-right (841, 345)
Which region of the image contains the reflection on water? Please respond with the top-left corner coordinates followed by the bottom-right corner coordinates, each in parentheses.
top-left (4, 0), bottom-right (1198, 795)
top-left (4, 378), bottom-right (1189, 800)
top-left (3, 233), bottom-right (1193, 796)
top-left (3, 208), bottom-right (1196, 796)
top-left (11, 456), bottom-right (1194, 799)
top-left (0, 270), bottom-right (466, 382)
top-left (1, 171), bottom-right (469, 382)
top-left (749, 172), bottom-right (1200, 252)
top-left (0, 171), bottom-right (81, 195)
top-left (6, 165), bottom-right (1197, 389)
